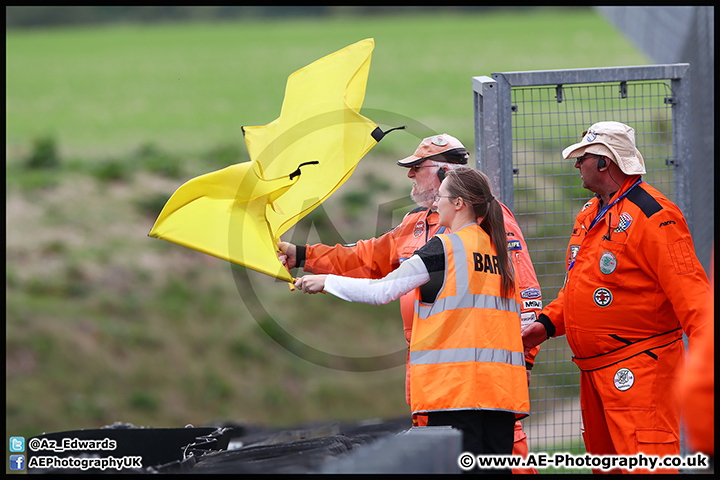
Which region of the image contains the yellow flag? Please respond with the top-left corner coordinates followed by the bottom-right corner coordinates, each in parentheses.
top-left (149, 38), bottom-right (386, 282)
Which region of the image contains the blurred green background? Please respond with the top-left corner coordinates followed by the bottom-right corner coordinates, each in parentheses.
top-left (6, 5), bottom-right (650, 456)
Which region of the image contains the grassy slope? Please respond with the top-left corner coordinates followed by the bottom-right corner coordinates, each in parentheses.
top-left (6, 8), bottom-right (649, 454)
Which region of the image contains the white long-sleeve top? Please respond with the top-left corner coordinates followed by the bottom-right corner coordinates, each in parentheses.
top-left (323, 254), bottom-right (431, 305)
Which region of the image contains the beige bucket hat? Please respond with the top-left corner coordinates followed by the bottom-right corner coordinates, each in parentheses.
top-left (397, 133), bottom-right (469, 167)
top-left (562, 121), bottom-right (646, 175)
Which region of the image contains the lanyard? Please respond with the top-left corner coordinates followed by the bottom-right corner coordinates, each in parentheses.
top-left (587, 178), bottom-right (642, 232)
top-left (568, 178), bottom-right (643, 272)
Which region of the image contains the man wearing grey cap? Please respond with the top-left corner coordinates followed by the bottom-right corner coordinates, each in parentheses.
top-left (522, 121), bottom-right (712, 473)
top-left (279, 133), bottom-right (542, 471)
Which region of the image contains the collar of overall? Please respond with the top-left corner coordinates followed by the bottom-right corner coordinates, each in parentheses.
top-left (568, 177), bottom-right (643, 272)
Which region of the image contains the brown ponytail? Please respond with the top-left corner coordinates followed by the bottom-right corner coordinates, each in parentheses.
top-left (445, 167), bottom-right (514, 299)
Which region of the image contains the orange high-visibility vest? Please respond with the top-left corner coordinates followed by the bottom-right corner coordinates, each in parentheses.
top-left (409, 224), bottom-right (529, 418)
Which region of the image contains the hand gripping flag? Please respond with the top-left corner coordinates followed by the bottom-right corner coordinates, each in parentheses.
top-left (149, 38), bottom-right (397, 282)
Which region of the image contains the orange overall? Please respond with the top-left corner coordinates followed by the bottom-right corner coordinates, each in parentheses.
top-left (539, 176), bottom-right (712, 474)
top-left (303, 203), bottom-right (541, 472)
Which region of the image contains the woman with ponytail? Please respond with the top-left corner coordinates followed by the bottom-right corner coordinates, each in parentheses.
top-left (295, 166), bottom-right (529, 470)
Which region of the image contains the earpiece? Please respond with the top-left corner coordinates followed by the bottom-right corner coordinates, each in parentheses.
top-left (597, 156), bottom-right (607, 171)
top-left (437, 167), bottom-right (447, 181)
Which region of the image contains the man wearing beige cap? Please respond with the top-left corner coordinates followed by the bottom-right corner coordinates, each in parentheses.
top-left (522, 121), bottom-right (712, 473)
top-left (279, 133), bottom-right (542, 472)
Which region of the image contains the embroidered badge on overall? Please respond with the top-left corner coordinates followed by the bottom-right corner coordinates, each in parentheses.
top-left (413, 221), bottom-right (425, 238)
top-left (593, 287), bottom-right (612, 307)
top-left (520, 311), bottom-right (537, 328)
top-left (523, 300), bottom-right (542, 310)
top-left (507, 240), bottom-right (522, 251)
top-left (568, 245), bottom-right (580, 264)
top-left (599, 251), bottom-right (617, 274)
top-left (613, 367), bottom-right (634, 391)
top-left (520, 288), bottom-right (541, 299)
top-left (614, 212), bottom-right (633, 233)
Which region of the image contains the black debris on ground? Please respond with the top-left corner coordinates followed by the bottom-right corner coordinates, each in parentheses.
top-left (26, 417), bottom-right (414, 474)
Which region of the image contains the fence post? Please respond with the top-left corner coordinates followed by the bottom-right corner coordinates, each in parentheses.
top-left (473, 75), bottom-right (514, 211)
top-left (670, 65), bottom-right (692, 227)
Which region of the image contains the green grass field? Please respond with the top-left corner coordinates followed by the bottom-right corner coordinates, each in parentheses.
top-left (7, 7), bottom-right (648, 160)
top-left (6, 8), bottom-right (649, 473)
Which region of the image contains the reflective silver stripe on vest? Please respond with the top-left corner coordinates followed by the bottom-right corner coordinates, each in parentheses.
top-left (415, 294), bottom-right (521, 319)
top-left (450, 231), bottom-right (469, 296)
top-left (414, 231), bottom-right (520, 320)
top-left (410, 347), bottom-right (525, 367)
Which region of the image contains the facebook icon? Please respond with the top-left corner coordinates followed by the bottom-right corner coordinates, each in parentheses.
top-left (9, 454), bottom-right (25, 471)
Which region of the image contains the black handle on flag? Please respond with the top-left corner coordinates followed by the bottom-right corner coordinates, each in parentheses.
top-left (289, 161), bottom-right (320, 180)
top-left (371, 125), bottom-right (406, 142)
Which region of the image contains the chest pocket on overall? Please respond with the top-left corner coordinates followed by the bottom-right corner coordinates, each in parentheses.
top-left (590, 239), bottom-right (626, 288)
top-left (589, 210), bottom-right (631, 288)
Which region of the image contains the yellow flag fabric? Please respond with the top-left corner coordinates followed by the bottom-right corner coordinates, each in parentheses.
top-left (149, 38), bottom-right (381, 282)
top-left (149, 162), bottom-right (297, 281)
top-left (244, 37), bottom-right (379, 238)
